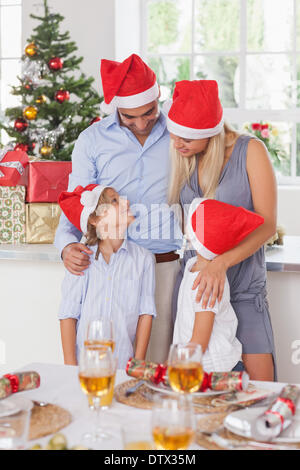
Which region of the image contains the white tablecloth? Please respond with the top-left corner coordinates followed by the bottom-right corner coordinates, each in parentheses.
top-left (16, 363), bottom-right (299, 450)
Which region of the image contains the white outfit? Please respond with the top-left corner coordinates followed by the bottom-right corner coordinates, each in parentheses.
top-left (173, 256), bottom-right (242, 372)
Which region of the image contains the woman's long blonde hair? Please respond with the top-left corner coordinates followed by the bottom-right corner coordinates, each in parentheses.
top-left (168, 122), bottom-right (240, 205)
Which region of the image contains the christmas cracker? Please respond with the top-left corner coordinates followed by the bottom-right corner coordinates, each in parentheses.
top-left (126, 358), bottom-right (249, 392)
top-left (0, 371), bottom-right (40, 400)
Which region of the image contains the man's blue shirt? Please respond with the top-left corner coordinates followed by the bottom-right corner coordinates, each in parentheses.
top-left (54, 110), bottom-right (182, 254)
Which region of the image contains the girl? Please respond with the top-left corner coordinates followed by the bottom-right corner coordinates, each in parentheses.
top-left (166, 80), bottom-right (277, 381)
top-left (173, 198), bottom-right (264, 373)
top-left (57, 184), bottom-right (156, 368)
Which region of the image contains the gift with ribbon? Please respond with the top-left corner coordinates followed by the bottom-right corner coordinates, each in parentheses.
top-left (252, 384), bottom-right (300, 441)
top-left (126, 358), bottom-right (249, 392)
top-left (0, 147), bottom-right (29, 186)
top-left (0, 371), bottom-right (40, 400)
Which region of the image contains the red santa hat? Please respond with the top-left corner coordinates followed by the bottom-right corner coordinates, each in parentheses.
top-left (164, 80), bottom-right (224, 139)
top-left (100, 54), bottom-right (159, 114)
top-left (186, 198), bottom-right (264, 260)
top-left (58, 184), bottom-right (107, 234)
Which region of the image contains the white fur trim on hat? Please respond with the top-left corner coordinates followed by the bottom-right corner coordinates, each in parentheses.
top-left (100, 82), bottom-right (159, 114)
top-left (186, 198), bottom-right (217, 260)
top-left (166, 113), bottom-right (224, 139)
top-left (80, 185), bottom-right (107, 234)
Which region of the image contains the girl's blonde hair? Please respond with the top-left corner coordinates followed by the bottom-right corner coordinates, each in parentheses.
top-left (168, 122), bottom-right (240, 205)
top-left (85, 187), bottom-right (113, 246)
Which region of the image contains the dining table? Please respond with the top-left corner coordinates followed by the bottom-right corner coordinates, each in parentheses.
top-left (14, 362), bottom-right (300, 451)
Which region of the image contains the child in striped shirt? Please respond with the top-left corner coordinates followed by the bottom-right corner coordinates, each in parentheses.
top-left (58, 184), bottom-right (156, 368)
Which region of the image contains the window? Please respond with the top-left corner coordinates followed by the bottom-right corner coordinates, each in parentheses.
top-left (141, 0), bottom-right (300, 184)
top-left (0, 0), bottom-right (22, 144)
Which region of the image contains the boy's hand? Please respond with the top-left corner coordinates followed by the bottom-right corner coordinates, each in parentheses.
top-left (62, 242), bottom-right (93, 275)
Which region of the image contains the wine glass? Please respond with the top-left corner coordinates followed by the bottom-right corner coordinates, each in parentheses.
top-left (78, 345), bottom-right (115, 443)
top-left (151, 396), bottom-right (195, 450)
top-left (84, 319), bottom-right (115, 352)
top-left (167, 343), bottom-right (204, 394)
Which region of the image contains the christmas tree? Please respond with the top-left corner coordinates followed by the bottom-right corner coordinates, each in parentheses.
top-left (0, 0), bottom-right (102, 161)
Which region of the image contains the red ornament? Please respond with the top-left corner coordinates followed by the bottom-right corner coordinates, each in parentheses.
top-left (14, 118), bottom-right (29, 133)
top-left (89, 116), bottom-right (101, 126)
top-left (14, 143), bottom-right (29, 152)
top-left (48, 57), bottom-right (63, 71)
top-left (55, 89), bottom-right (70, 103)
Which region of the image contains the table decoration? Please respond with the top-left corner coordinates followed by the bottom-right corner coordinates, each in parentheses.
top-left (0, 371), bottom-right (40, 400)
top-left (115, 378), bottom-right (274, 415)
top-left (126, 357), bottom-right (249, 392)
top-left (252, 384), bottom-right (300, 441)
top-left (29, 403), bottom-right (72, 440)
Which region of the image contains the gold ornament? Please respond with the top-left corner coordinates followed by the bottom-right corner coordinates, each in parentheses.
top-left (39, 144), bottom-right (53, 157)
top-left (23, 105), bottom-right (38, 121)
top-left (36, 95), bottom-right (47, 105)
top-left (25, 42), bottom-right (37, 57)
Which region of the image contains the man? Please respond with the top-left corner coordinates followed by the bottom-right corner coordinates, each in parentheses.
top-left (55, 54), bottom-right (182, 363)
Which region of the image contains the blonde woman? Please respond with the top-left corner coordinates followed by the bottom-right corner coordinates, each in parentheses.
top-left (167, 80), bottom-right (277, 381)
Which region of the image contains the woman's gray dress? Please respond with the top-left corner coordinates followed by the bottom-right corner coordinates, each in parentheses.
top-left (174, 135), bottom-right (277, 378)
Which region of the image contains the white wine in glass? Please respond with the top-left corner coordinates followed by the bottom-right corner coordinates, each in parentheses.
top-left (84, 319), bottom-right (115, 353)
top-left (151, 396), bottom-right (195, 450)
top-left (168, 343), bottom-right (203, 393)
top-left (78, 345), bottom-right (114, 443)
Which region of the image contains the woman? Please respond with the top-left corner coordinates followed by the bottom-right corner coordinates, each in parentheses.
top-left (167, 80), bottom-right (277, 381)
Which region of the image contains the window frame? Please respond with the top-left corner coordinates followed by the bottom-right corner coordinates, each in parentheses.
top-left (141, 0), bottom-right (300, 185)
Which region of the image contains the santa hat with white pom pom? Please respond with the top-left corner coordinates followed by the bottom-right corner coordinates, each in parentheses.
top-left (58, 184), bottom-right (107, 234)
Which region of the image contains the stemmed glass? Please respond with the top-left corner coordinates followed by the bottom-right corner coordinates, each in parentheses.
top-left (78, 345), bottom-right (115, 444)
top-left (151, 396), bottom-right (195, 450)
top-left (167, 343), bottom-right (204, 394)
top-left (84, 319), bottom-right (115, 352)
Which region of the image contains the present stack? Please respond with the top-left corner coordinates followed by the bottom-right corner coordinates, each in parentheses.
top-left (0, 147), bottom-right (72, 244)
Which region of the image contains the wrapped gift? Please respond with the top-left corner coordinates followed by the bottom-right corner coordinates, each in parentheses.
top-left (26, 202), bottom-right (61, 243)
top-left (126, 358), bottom-right (249, 392)
top-left (26, 160), bottom-right (72, 202)
top-left (0, 148), bottom-right (29, 186)
top-left (0, 371), bottom-right (40, 400)
top-left (0, 186), bottom-right (26, 244)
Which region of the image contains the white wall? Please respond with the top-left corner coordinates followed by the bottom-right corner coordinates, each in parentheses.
top-left (22, 0), bottom-right (115, 96)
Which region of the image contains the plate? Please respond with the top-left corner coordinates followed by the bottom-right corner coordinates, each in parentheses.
top-left (144, 381), bottom-right (229, 397)
top-left (224, 406), bottom-right (300, 443)
top-left (0, 398), bottom-right (21, 418)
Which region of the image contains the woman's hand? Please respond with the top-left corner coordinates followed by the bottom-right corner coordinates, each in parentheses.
top-left (191, 256), bottom-right (228, 309)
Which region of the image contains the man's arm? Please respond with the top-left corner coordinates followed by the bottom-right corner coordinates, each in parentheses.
top-left (54, 130), bottom-right (98, 274)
